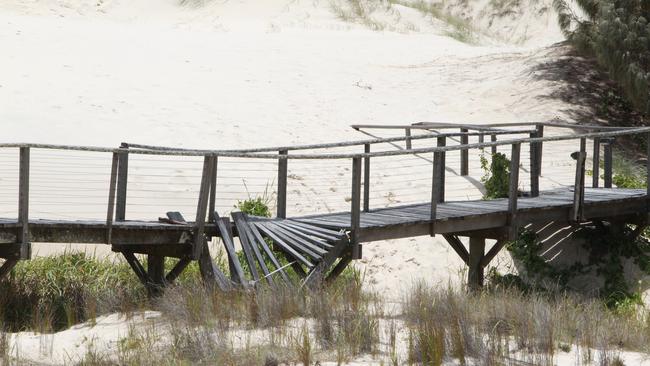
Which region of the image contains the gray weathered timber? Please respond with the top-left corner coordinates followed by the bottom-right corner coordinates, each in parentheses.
top-left (106, 153), bottom-right (119, 244)
top-left (363, 143), bottom-right (370, 212)
top-left (116, 144), bottom-right (129, 221)
top-left (277, 150), bottom-right (288, 219)
top-left (604, 140), bottom-right (613, 188)
top-left (460, 128), bottom-right (469, 176)
top-left (593, 137), bottom-right (600, 188)
top-left (351, 157), bottom-right (362, 260)
top-left (442, 234), bottom-right (469, 265)
top-left (405, 128), bottom-right (412, 149)
top-left (571, 141), bottom-right (587, 222)
top-left (507, 143), bottom-right (521, 240)
top-left (468, 237), bottom-right (485, 290)
top-left (18, 147), bottom-right (31, 259)
top-left (193, 156), bottom-right (214, 259)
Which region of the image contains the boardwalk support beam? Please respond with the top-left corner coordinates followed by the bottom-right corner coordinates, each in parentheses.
top-left (468, 236), bottom-right (485, 290)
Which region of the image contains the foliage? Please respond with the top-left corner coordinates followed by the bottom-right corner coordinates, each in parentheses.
top-left (553, 0), bottom-right (650, 115)
top-left (236, 196), bottom-right (272, 218)
top-left (480, 152), bottom-right (511, 199)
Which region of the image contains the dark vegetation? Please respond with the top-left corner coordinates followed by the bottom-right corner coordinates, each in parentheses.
top-left (553, 0), bottom-right (650, 117)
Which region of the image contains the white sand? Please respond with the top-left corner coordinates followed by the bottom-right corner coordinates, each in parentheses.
top-left (1, 0), bottom-right (644, 364)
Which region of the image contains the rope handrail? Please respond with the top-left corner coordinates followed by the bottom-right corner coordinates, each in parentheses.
top-left (1, 125), bottom-right (648, 159)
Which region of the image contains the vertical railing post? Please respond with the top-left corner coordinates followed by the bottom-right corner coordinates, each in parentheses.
top-left (437, 136), bottom-right (446, 202)
top-left (592, 137), bottom-right (600, 188)
top-left (490, 134), bottom-right (497, 155)
top-left (571, 139), bottom-right (587, 222)
top-left (460, 128), bottom-right (469, 176)
top-left (405, 128), bottom-right (412, 150)
top-left (208, 157), bottom-right (218, 222)
top-left (508, 143), bottom-right (521, 240)
top-left (18, 147), bottom-right (31, 259)
top-left (363, 144), bottom-right (370, 212)
top-left (646, 133), bottom-right (650, 215)
top-left (529, 133), bottom-right (539, 197)
top-left (604, 139), bottom-right (613, 188)
top-left (535, 124), bottom-right (544, 176)
top-left (430, 150), bottom-right (443, 236)
top-left (106, 152), bottom-right (119, 244)
top-left (277, 150), bottom-right (288, 219)
top-left (116, 143), bottom-right (129, 221)
top-left (351, 157), bottom-right (362, 260)
top-left (194, 155), bottom-right (215, 259)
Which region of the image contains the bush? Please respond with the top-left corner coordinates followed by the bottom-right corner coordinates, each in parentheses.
top-left (480, 152), bottom-right (511, 199)
top-left (553, 0), bottom-right (650, 115)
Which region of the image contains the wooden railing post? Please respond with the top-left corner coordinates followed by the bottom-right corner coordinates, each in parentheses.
top-left (490, 134), bottom-right (497, 155)
top-left (529, 134), bottom-right (539, 197)
top-left (351, 157), bottom-right (362, 260)
top-left (535, 124), bottom-right (544, 176)
top-left (363, 144), bottom-right (370, 212)
top-left (430, 150), bottom-right (444, 236)
top-left (208, 157), bottom-right (218, 222)
top-left (17, 147), bottom-right (31, 259)
top-left (603, 139), bottom-right (613, 188)
top-left (405, 128), bottom-right (412, 150)
top-left (106, 152), bottom-right (119, 244)
top-left (277, 150), bottom-right (288, 219)
top-left (571, 139), bottom-right (587, 222)
top-left (460, 128), bottom-right (469, 176)
top-left (436, 136), bottom-right (446, 202)
top-left (647, 133), bottom-right (650, 215)
top-left (194, 155), bottom-right (215, 259)
top-left (116, 143), bottom-right (129, 221)
top-left (508, 143), bottom-right (521, 240)
top-left (592, 137), bottom-right (600, 188)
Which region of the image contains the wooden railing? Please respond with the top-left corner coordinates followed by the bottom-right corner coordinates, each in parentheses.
top-left (2, 123), bottom-right (650, 263)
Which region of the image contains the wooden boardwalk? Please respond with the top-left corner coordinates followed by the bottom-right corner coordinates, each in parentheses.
top-left (0, 122), bottom-right (649, 291)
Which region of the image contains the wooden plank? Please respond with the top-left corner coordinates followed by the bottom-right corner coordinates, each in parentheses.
top-left (535, 124), bottom-right (544, 176)
top-left (246, 218), bottom-right (291, 285)
top-left (508, 143), bottom-right (521, 240)
top-left (232, 213), bottom-right (274, 286)
top-left (17, 147), bottom-right (30, 259)
top-left (430, 151), bottom-right (443, 235)
top-left (273, 221), bottom-right (334, 249)
top-left (116, 144), bottom-right (129, 221)
top-left (303, 237), bottom-right (350, 288)
top-left (214, 213), bottom-right (248, 287)
top-left (232, 214), bottom-right (261, 283)
top-left (405, 128), bottom-right (412, 149)
top-left (351, 156), bottom-right (362, 259)
top-left (604, 140), bottom-right (613, 188)
top-left (364, 143), bottom-right (370, 212)
top-left (208, 156), bottom-right (218, 222)
top-left (441, 234), bottom-right (469, 265)
top-left (480, 240), bottom-right (507, 268)
top-left (437, 136), bottom-right (446, 202)
top-left (284, 220), bottom-right (345, 240)
top-left (593, 137), bottom-right (600, 188)
top-left (0, 259), bottom-right (18, 280)
top-left (530, 133), bottom-right (539, 197)
top-left (165, 257), bottom-right (192, 283)
top-left (122, 251), bottom-right (151, 285)
top-left (460, 128), bottom-right (468, 176)
top-left (325, 253), bottom-right (352, 283)
top-left (193, 156), bottom-right (214, 259)
top-left (264, 221), bottom-right (327, 258)
top-left (106, 153), bottom-right (119, 244)
top-left (468, 236), bottom-right (485, 290)
top-left (197, 239), bottom-right (232, 291)
top-left (254, 222), bottom-right (314, 268)
top-left (571, 142), bottom-right (587, 222)
top-left (277, 150), bottom-right (288, 219)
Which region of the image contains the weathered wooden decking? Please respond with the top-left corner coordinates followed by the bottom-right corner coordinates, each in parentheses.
top-left (1, 122), bottom-right (650, 292)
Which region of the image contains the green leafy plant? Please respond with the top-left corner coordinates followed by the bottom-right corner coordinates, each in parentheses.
top-left (480, 152), bottom-right (511, 199)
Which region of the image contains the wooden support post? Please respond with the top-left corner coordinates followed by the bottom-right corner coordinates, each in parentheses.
top-left (363, 143), bottom-right (370, 212)
top-left (106, 153), bottom-right (119, 244)
top-left (604, 140), bottom-right (613, 188)
top-left (116, 143), bottom-right (129, 221)
top-left (508, 143), bottom-right (521, 240)
top-left (405, 128), bottom-right (412, 150)
top-left (430, 151), bottom-right (443, 236)
top-left (535, 124), bottom-right (544, 176)
top-left (490, 134), bottom-right (497, 155)
top-left (208, 157), bottom-right (218, 222)
top-left (17, 147), bottom-right (30, 259)
top-left (571, 140), bottom-right (587, 222)
top-left (468, 236), bottom-right (485, 290)
top-left (460, 128), bottom-right (469, 176)
top-left (277, 150), bottom-right (288, 219)
top-left (593, 137), bottom-right (600, 188)
top-left (529, 134), bottom-right (539, 197)
top-left (478, 133), bottom-right (484, 145)
top-left (147, 255), bottom-right (166, 294)
top-left (436, 136), bottom-right (446, 202)
top-left (480, 240), bottom-right (507, 268)
top-left (0, 259), bottom-right (18, 280)
top-left (647, 133), bottom-right (650, 216)
top-left (441, 234), bottom-right (469, 264)
top-left (193, 156), bottom-right (214, 259)
top-left (351, 157), bottom-right (362, 260)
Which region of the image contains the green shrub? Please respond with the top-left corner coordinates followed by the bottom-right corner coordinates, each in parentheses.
top-left (480, 152), bottom-right (511, 199)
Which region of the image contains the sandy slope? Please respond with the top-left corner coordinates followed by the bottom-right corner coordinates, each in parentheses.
top-left (1, 0), bottom-right (638, 363)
